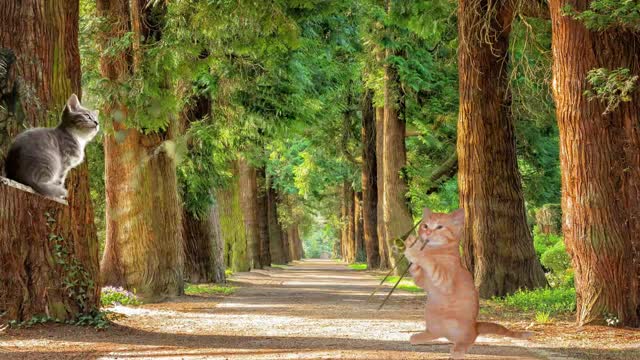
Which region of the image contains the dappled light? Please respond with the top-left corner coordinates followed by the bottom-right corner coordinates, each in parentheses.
top-left (1, 0), bottom-right (639, 359)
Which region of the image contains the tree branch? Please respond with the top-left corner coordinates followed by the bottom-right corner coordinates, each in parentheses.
top-left (425, 153), bottom-right (458, 195)
top-left (519, 0), bottom-right (550, 20)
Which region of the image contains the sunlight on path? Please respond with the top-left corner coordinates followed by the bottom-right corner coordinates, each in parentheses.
top-left (98, 259), bottom-right (543, 360)
top-left (0, 259), bottom-right (549, 360)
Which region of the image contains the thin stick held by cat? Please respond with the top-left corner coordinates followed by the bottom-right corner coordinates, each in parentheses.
top-left (404, 208), bottom-right (533, 359)
top-left (4, 94), bottom-right (99, 199)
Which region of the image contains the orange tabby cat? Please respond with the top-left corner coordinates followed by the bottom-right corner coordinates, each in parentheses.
top-left (404, 208), bottom-right (532, 359)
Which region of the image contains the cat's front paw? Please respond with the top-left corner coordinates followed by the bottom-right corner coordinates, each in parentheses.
top-left (404, 243), bottom-right (420, 263)
top-left (55, 188), bottom-right (68, 200)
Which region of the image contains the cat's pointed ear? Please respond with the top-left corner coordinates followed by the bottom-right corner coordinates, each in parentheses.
top-left (422, 208), bottom-right (432, 219)
top-left (66, 94), bottom-right (80, 112)
top-left (451, 208), bottom-right (465, 226)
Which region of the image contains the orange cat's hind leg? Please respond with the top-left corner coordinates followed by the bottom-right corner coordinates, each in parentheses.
top-left (410, 331), bottom-right (438, 345)
top-left (450, 342), bottom-right (472, 359)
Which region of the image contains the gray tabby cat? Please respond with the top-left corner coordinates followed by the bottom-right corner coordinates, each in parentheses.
top-left (4, 94), bottom-right (99, 199)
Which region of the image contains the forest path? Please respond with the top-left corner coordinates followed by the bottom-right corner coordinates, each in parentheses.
top-left (2, 259), bottom-right (569, 359)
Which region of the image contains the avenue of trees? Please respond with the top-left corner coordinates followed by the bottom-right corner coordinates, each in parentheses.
top-left (0, 0), bottom-right (638, 328)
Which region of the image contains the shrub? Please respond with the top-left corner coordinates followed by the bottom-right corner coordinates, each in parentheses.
top-left (493, 287), bottom-right (576, 314)
top-left (101, 286), bottom-right (142, 306)
top-left (533, 227), bottom-right (563, 259)
top-left (185, 283), bottom-right (235, 296)
top-left (541, 241), bottom-right (572, 274)
top-left (348, 263), bottom-right (367, 271)
top-left (535, 311), bottom-right (552, 324)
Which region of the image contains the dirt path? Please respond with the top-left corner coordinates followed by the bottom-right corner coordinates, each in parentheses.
top-left (1, 259), bottom-right (638, 359)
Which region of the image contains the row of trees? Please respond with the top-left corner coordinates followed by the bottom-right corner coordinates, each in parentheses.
top-left (1, 0), bottom-right (638, 328)
top-left (1, 0), bottom-right (313, 320)
top-left (336, 0), bottom-right (640, 327)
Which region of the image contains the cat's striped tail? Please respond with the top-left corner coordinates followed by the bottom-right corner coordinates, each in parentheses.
top-left (476, 322), bottom-right (533, 339)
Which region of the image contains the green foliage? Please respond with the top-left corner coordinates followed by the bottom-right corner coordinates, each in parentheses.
top-left (303, 223), bottom-right (337, 259)
top-left (45, 212), bottom-right (96, 316)
top-left (532, 226), bottom-right (574, 287)
top-left (535, 311), bottom-right (553, 324)
top-left (584, 67), bottom-right (639, 115)
top-left (185, 284), bottom-right (236, 296)
top-left (9, 310), bottom-right (112, 330)
top-left (382, 276), bottom-right (423, 293)
top-left (348, 263), bottom-right (367, 271)
top-left (85, 139), bottom-right (106, 252)
top-left (510, 19), bottom-right (560, 209)
top-left (541, 241), bottom-right (572, 275)
top-left (493, 287), bottom-right (576, 314)
top-left (564, 0), bottom-right (640, 31)
top-left (178, 120), bottom-right (235, 218)
top-left (219, 181), bottom-right (250, 272)
top-left (533, 227), bottom-right (564, 259)
top-left (101, 287), bottom-right (142, 306)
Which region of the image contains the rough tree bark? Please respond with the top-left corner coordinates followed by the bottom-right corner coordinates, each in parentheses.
top-left (0, 178), bottom-right (99, 321)
top-left (280, 222), bottom-right (291, 264)
top-left (239, 158), bottom-right (261, 269)
top-left (217, 162), bottom-right (249, 272)
top-left (549, 0), bottom-right (640, 326)
top-left (341, 182), bottom-right (356, 263)
top-left (382, 30), bottom-right (413, 273)
top-left (457, 0), bottom-right (546, 298)
top-left (256, 167), bottom-right (271, 266)
top-left (180, 90), bottom-right (225, 283)
top-left (354, 191), bottom-right (364, 262)
top-left (98, 0), bottom-right (183, 300)
top-left (267, 186), bottom-right (287, 264)
top-left (287, 225), bottom-right (301, 261)
top-left (361, 89), bottom-right (380, 268)
top-left (375, 106), bottom-right (389, 269)
top-left (182, 204), bottom-right (226, 284)
top-left (0, 1), bottom-right (99, 321)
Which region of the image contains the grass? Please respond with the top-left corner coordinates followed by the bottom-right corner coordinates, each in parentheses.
top-left (492, 286), bottom-right (576, 314)
top-left (101, 286), bottom-right (142, 306)
top-left (381, 275), bottom-right (423, 293)
top-left (270, 264), bottom-right (290, 269)
top-left (225, 268), bottom-right (233, 277)
top-left (348, 263), bottom-right (367, 271)
top-left (535, 311), bottom-right (553, 324)
top-left (185, 283), bottom-right (236, 296)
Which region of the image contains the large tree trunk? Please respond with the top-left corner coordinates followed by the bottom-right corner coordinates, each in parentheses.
top-left (354, 191), bottom-right (364, 262)
top-left (361, 89), bottom-right (380, 268)
top-left (239, 158), bottom-right (261, 269)
top-left (457, 0), bottom-right (546, 298)
top-left (182, 204), bottom-right (226, 284)
top-left (0, 178), bottom-right (99, 321)
top-left (280, 223), bottom-right (291, 263)
top-left (179, 88), bottom-right (225, 284)
top-left (0, 1), bottom-right (99, 321)
top-left (267, 186), bottom-right (287, 264)
top-left (217, 163), bottom-right (249, 272)
top-left (287, 225), bottom-right (301, 261)
top-left (341, 182), bottom-right (356, 263)
top-left (375, 106), bottom-right (389, 269)
top-left (382, 42), bottom-right (412, 273)
top-left (549, 0), bottom-right (640, 326)
top-left (98, 0), bottom-right (183, 300)
top-left (256, 167), bottom-right (271, 266)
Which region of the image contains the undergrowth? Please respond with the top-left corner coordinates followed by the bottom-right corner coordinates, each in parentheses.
top-left (382, 276), bottom-right (423, 293)
top-left (492, 287), bottom-right (576, 314)
top-left (101, 286), bottom-right (142, 306)
top-left (185, 283), bottom-right (236, 296)
top-left (348, 263), bottom-right (367, 271)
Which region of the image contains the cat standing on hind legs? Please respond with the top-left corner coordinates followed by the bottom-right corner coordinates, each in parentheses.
top-left (4, 94), bottom-right (99, 199)
top-left (404, 208), bottom-right (532, 359)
